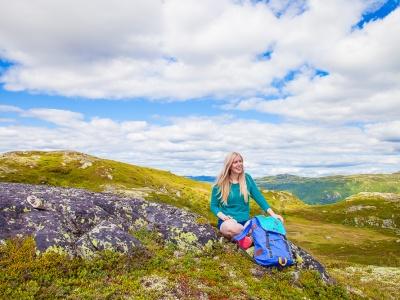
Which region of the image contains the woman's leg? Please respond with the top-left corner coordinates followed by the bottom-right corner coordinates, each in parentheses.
top-left (219, 219), bottom-right (244, 239)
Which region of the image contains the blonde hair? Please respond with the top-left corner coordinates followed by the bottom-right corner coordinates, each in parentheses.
top-left (215, 152), bottom-right (248, 205)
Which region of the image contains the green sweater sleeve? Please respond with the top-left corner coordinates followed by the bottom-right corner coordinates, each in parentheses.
top-left (210, 185), bottom-right (221, 217)
top-left (246, 173), bottom-right (270, 211)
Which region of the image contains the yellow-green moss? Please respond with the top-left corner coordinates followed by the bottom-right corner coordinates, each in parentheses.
top-left (44, 245), bottom-right (69, 256)
top-left (133, 218), bottom-right (148, 228)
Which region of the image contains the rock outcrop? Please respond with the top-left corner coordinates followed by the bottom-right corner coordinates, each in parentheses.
top-left (346, 192), bottom-right (400, 202)
top-left (0, 182), bottom-right (333, 283)
top-left (289, 241), bottom-right (334, 284)
top-left (0, 182), bottom-right (217, 257)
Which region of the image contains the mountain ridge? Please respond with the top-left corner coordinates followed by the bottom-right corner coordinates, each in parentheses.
top-left (256, 172), bottom-right (400, 204)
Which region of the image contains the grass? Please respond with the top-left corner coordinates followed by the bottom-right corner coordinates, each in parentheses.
top-left (285, 216), bottom-right (400, 267)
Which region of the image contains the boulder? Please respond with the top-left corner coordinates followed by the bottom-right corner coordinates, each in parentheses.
top-left (75, 220), bottom-right (142, 258)
top-left (0, 182), bottom-right (217, 256)
top-left (289, 241), bottom-right (334, 284)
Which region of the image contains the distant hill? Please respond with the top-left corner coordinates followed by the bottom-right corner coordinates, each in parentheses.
top-left (185, 175), bottom-right (216, 183)
top-left (292, 192), bottom-right (400, 234)
top-left (256, 173), bottom-right (400, 204)
top-left (260, 190), bottom-right (307, 212)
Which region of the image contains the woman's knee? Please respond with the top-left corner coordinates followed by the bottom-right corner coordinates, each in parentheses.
top-left (220, 219), bottom-right (244, 238)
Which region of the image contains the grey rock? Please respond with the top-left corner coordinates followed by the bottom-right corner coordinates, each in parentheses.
top-left (0, 182), bottom-right (217, 257)
top-left (75, 220), bottom-right (142, 258)
top-left (289, 241), bottom-right (334, 285)
top-left (244, 241), bottom-right (334, 284)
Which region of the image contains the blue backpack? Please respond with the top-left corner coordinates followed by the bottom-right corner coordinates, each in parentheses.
top-left (233, 215), bottom-right (294, 268)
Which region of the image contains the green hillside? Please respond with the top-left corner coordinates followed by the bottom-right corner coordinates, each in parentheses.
top-left (0, 150), bottom-right (215, 221)
top-left (256, 173), bottom-right (400, 204)
top-left (284, 192), bottom-right (400, 267)
top-left (293, 192), bottom-right (400, 234)
top-left (1, 150), bottom-right (400, 299)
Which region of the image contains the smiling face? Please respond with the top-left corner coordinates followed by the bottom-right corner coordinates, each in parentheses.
top-left (230, 154), bottom-right (243, 176)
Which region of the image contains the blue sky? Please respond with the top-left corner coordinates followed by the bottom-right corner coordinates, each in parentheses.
top-left (0, 89), bottom-right (282, 126)
top-left (0, 0), bottom-right (399, 177)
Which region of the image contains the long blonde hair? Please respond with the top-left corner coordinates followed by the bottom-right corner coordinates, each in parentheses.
top-left (215, 152), bottom-right (248, 205)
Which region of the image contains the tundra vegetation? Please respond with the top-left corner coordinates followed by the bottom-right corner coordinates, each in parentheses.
top-left (1, 151), bottom-right (399, 299)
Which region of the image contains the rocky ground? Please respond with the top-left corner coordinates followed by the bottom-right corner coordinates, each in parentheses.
top-left (0, 182), bottom-right (332, 283)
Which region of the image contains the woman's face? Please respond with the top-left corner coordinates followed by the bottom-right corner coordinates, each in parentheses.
top-left (230, 155), bottom-right (243, 175)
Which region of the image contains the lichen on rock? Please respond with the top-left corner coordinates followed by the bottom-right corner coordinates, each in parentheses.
top-left (75, 220), bottom-right (142, 258)
top-left (0, 182), bottom-right (218, 258)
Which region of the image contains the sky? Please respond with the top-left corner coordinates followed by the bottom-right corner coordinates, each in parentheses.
top-left (0, 0), bottom-right (399, 177)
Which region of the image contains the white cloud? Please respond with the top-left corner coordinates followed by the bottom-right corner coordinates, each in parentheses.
top-left (1, 105), bottom-right (399, 176)
top-left (21, 108), bottom-right (85, 127)
top-left (229, 64), bottom-right (400, 123)
top-left (1, 0), bottom-right (277, 99)
top-left (1, 0), bottom-right (396, 120)
top-left (0, 105), bottom-right (23, 113)
top-left (366, 121), bottom-right (400, 142)
top-left (0, 118), bottom-right (15, 123)
top-left (231, 4), bottom-right (400, 123)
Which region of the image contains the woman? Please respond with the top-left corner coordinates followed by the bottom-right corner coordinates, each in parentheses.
top-left (210, 152), bottom-right (284, 248)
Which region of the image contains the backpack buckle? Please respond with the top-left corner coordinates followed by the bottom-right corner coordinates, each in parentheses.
top-left (278, 257), bottom-right (288, 266)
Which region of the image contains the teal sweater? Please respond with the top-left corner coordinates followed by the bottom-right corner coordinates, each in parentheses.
top-left (209, 173), bottom-right (270, 222)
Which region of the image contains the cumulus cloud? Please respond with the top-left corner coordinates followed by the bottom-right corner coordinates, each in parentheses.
top-left (0, 0), bottom-right (278, 99)
top-left (366, 121), bottom-right (400, 142)
top-left (1, 0), bottom-right (397, 122)
top-left (21, 108), bottom-right (85, 127)
top-left (0, 105), bottom-right (23, 113)
top-left (0, 118), bottom-right (15, 123)
top-left (1, 105), bottom-right (399, 176)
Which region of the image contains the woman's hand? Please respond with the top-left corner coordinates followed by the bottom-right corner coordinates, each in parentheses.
top-left (217, 212), bottom-right (232, 221)
top-left (266, 208), bottom-right (284, 223)
top-left (272, 214), bottom-right (284, 223)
